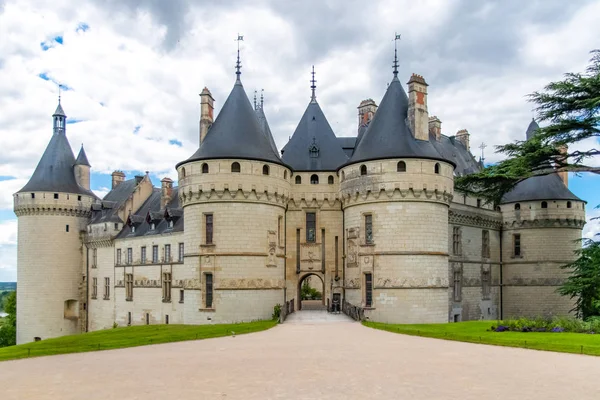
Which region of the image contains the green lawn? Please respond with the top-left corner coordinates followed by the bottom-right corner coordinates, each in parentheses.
top-left (0, 320), bottom-right (277, 362)
top-left (364, 321), bottom-right (600, 356)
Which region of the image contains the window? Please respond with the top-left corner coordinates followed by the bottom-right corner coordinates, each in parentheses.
top-left (92, 248), bottom-right (97, 268)
top-left (104, 223), bottom-right (107, 231)
top-left (397, 161), bottom-right (406, 172)
top-left (165, 315), bottom-right (169, 325)
top-left (116, 249), bottom-right (122, 265)
top-left (127, 248), bottom-right (132, 264)
top-left (141, 246), bottom-right (147, 264)
top-left (152, 245), bottom-right (159, 263)
top-left (453, 270), bottom-right (462, 301)
top-left (277, 216), bottom-right (283, 247)
top-left (104, 277), bottom-right (110, 300)
top-left (150, 223), bottom-right (155, 231)
top-left (284, 170), bottom-right (287, 179)
top-left (54, 193), bottom-right (59, 199)
top-left (365, 214), bottom-right (373, 245)
top-left (310, 174), bottom-right (319, 184)
top-left (482, 269), bottom-right (491, 300)
top-left (328, 175), bottom-right (334, 184)
top-left (181, 167), bottom-right (186, 178)
top-left (168, 220), bottom-right (173, 229)
top-left (341, 171), bottom-right (345, 182)
top-left (541, 201), bottom-right (548, 209)
top-left (131, 226), bottom-right (136, 233)
top-left (31, 193), bottom-right (35, 199)
top-left (365, 273), bottom-right (373, 307)
top-left (434, 163), bottom-right (441, 174)
top-left (205, 214), bottom-right (213, 244)
top-left (306, 212), bottom-right (316, 243)
top-left (202, 163), bottom-right (209, 173)
top-left (514, 203), bottom-right (520, 210)
top-left (477, 199), bottom-right (482, 208)
top-left (146, 313), bottom-right (149, 325)
top-left (263, 165), bottom-right (269, 175)
top-left (77, 195), bottom-right (82, 201)
top-left (452, 227), bottom-right (462, 256)
top-left (125, 273), bottom-right (133, 300)
top-left (179, 289), bottom-right (184, 303)
top-left (91, 277), bottom-right (97, 299)
top-left (205, 273), bottom-right (214, 308)
top-left (178, 243), bottom-right (184, 262)
top-left (295, 175), bottom-right (302, 184)
top-left (360, 165), bottom-right (367, 176)
top-left (127, 312), bottom-right (131, 326)
top-left (114, 223), bottom-right (119, 231)
top-left (65, 225), bottom-right (69, 232)
top-left (162, 272), bottom-right (172, 302)
top-left (164, 244), bottom-right (171, 262)
top-left (567, 201), bottom-right (572, 209)
top-left (231, 162), bottom-right (241, 173)
top-left (482, 230), bottom-right (490, 258)
top-left (513, 234), bottom-right (521, 257)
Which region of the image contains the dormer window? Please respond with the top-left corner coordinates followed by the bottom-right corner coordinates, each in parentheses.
top-left (131, 226), bottom-right (136, 233)
top-left (151, 223), bottom-right (155, 230)
top-left (309, 138), bottom-right (319, 158)
top-left (168, 220), bottom-right (174, 229)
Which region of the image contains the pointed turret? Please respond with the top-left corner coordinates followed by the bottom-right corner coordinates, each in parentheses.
top-left (255, 97), bottom-right (279, 156)
top-left (525, 118), bottom-right (539, 140)
top-left (74, 145), bottom-right (91, 190)
top-left (281, 67), bottom-right (348, 171)
top-left (53, 98), bottom-right (66, 135)
top-left (75, 145), bottom-right (91, 166)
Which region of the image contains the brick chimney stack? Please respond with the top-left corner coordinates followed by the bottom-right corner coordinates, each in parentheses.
top-left (111, 171), bottom-right (126, 189)
top-left (160, 177), bottom-right (174, 209)
top-left (199, 87), bottom-right (215, 145)
top-left (558, 144), bottom-right (568, 186)
top-left (357, 99), bottom-right (378, 130)
top-left (407, 74), bottom-right (429, 141)
top-left (428, 116), bottom-right (442, 141)
top-left (455, 129), bottom-right (470, 151)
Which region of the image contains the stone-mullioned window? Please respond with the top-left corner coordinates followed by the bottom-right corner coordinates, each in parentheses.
top-left (162, 272), bottom-right (172, 302)
top-left (125, 273), bottom-right (133, 301)
top-left (91, 277), bottom-right (97, 299)
top-left (205, 273), bottom-right (214, 308)
top-left (481, 269), bottom-right (491, 300)
top-left (365, 273), bottom-right (373, 307)
top-left (453, 270), bottom-right (462, 302)
top-left (513, 234), bottom-right (522, 257)
top-left (104, 277), bottom-right (110, 300)
top-left (141, 246), bottom-right (146, 264)
top-left (116, 249), bottom-right (122, 265)
top-left (152, 245), bottom-right (158, 263)
top-left (452, 227), bottom-right (462, 256)
top-left (482, 230), bottom-right (490, 258)
top-left (306, 212), bottom-right (316, 243)
top-left (178, 243), bottom-right (184, 262)
top-left (164, 244), bottom-right (171, 262)
top-left (365, 214), bottom-right (373, 245)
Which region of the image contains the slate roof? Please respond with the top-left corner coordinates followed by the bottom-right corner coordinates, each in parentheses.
top-left (75, 145), bottom-right (91, 166)
top-left (117, 187), bottom-right (183, 238)
top-left (18, 129), bottom-right (97, 197)
top-left (177, 79), bottom-right (284, 167)
top-left (90, 179), bottom-right (139, 224)
top-left (255, 106), bottom-right (279, 156)
top-left (429, 133), bottom-right (481, 176)
top-left (53, 102), bottom-right (66, 117)
top-left (281, 100), bottom-right (349, 171)
top-left (346, 76), bottom-right (451, 167)
top-left (337, 137), bottom-right (357, 158)
top-left (526, 119), bottom-right (539, 140)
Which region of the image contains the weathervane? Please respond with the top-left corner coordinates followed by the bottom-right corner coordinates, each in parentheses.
top-left (58, 84), bottom-right (62, 103)
top-left (260, 89), bottom-right (264, 109)
top-left (253, 90), bottom-right (257, 110)
top-left (393, 33), bottom-right (401, 77)
top-left (235, 34), bottom-right (244, 79)
top-left (310, 65), bottom-right (317, 102)
top-left (479, 142), bottom-right (487, 164)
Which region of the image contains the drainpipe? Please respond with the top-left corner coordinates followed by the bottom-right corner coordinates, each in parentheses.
top-left (85, 245), bottom-right (89, 333)
top-left (283, 205), bottom-right (287, 305)
top-left (342, 204), bottom-right (346, 303)
top-left (499, 228), bottom-right (503, 320)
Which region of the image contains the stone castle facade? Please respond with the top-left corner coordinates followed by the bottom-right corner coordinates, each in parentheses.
top-left (14, 59), bottom-right (586, 344)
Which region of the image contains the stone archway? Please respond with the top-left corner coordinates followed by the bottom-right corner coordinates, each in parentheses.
top-left (297, 273), bottom-right (325, 311)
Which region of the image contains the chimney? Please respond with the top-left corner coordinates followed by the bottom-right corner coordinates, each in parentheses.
top-left (111, 171), bottom-right (126, 189)
top-left (428, 116), bottom-right (442, 141)
top-left (558, 144), bottom-right (568, 186)
top-left (407, 74), bottom-right (429, 141)
top-left (357, 99), bottom-right (377, 130)
top-left (199, 87), bottom-right (215, 145)
top-left (161, 177), bottom-right (174, 209)
top-left (455, 129), bottom-right (470, 151)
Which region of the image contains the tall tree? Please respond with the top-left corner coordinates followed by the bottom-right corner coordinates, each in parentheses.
top-left (0, 291), bottom-right (16, 347)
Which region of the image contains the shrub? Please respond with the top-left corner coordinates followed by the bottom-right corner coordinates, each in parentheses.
top-left (272, 304), bottom-right (282, 321)
top-left (493, 316), bottom-right (598, 334)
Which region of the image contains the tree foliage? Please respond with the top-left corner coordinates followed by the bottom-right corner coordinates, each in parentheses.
top-left (558, 240), bottom-right (600, 319)
top-left (456, 49), bottom-right (600, 204)
top-left (0, 291), bottom-right (16, 347)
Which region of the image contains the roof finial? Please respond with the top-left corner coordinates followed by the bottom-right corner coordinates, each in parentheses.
top-left (479, 142), bottom-right (487, 165)
top-left (393, 33), bottom-right (401, 78)
top-left (235, 34), bottom-right (244, 81)
top-left (254, 90), bottom-right (257, 110)
top-left (58, 84), bottom-right (62, 103)
top-left (310, 65), bottom-right (317, 102)
top-left (260, 89), bottom-right (264, 109)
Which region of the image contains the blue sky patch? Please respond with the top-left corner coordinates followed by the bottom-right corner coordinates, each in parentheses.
top-left (67, 119), bottom-right (84, 124)
top-left (76, 23), bottom-right (90, 33)
top-left (0, 176), bottom-right (15, 182)
top-left (133, 125), bottom-right (141, 134)
top-left (54, 36), bottom-right (63, 44)
top-left (40, 42), bottom-right (51, 51)
top-left (38, 72), bottom-right (50, 81)
top-left (169, 139), bottom-right (182, 147)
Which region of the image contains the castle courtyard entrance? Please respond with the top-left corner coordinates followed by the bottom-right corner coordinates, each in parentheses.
top-left (297, 273), bottom-right (325, 311)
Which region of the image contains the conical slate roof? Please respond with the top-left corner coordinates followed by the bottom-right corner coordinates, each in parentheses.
top-left (526, 118), bottom-right (539, 140)
top-left (255, 106), bottom-right (279, 156)
top-left (75, 145), bottom-right (91, 166)
top-left (281, 100), bottom-right (348, 171)
top-left (18, 131), bottom-right (96, 197)
top-left (178, 79), bottom-right (284, 167)
top-left (53, 102), bottom-right (66, 117)
top-left (346, 76), bottom-right (450, 167)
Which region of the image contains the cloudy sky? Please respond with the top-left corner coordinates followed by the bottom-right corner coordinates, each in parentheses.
top-left (0, 0), bottom-right (599, 281)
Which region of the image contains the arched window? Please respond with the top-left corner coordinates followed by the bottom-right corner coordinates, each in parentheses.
top-left (434, 163), bottom-right (440, 174)
top-left (181, 167), bottom-right (186, 178)
top-left (231, 162), bottom-right (241, 173)
top-left (514, 203), bottom-right (520, 210)
top-left (341, 171), bottom-right (345, 182)
top-left (328, 175), bottom-right (334, 184)
top-left (567, 201), bottom-right (572, 209)
top-left (295, 175), bottom-right (301, 184)
top-left (284, 171), bottom-right (287, 179)
top-left (541, 201), bottom-right (548, 209)
top-left (310, 174), bottom-right (319, 184)
top-left (360, 165), bottom-right (367, 176)
top-left (201, 163), bottom-right (209, 174)
top-left (397, 161), bottom-right (406, 172)
top-left (263, 165), bottom-right (270, 175)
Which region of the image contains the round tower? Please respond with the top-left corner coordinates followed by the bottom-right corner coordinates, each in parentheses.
top-left (499, 119), bottom-right (586, 318)
top-left (176, 63), bottom-right (291, 323)
top-left (339, 67), bottom-right (454, 324)
top-left (14, 100), bottom-right (97, 344)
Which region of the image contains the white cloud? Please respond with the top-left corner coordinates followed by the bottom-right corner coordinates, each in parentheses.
top-left (0, 220), bottom-right (17, 281)
top-left (583, 208), bottom-right (600, 241)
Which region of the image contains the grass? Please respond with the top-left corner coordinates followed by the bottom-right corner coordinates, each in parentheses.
top-left (0, 320), bottom-right (277, 362)
top-left (364, 320), bottom-right (600, 356)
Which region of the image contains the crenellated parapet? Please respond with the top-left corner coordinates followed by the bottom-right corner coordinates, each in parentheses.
top-left (14, 191), bottom-right (95, 218)
top-left (500, 200), bottom-right (586, 231)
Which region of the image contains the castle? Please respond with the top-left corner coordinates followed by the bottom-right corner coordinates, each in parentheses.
top-left (13, 54), bottom-right (586, 344)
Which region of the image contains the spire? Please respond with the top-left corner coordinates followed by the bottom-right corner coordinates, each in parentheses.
top-left (75, 144), bottom-right (91, 166)
top-left (310, 65), bottom-right (317, 102)
top-left (52, 95), bottom-right (66, 135)
top-left (393, 33), bottom-right (401, 79)
top-left (526, 118), bottom-right (540, 140)
top-left (235, 34), bottom-right (244, 82)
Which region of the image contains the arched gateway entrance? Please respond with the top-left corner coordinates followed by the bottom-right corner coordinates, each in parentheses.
top-left (297, 273), bottom-right (326, 311)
